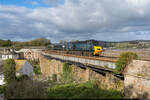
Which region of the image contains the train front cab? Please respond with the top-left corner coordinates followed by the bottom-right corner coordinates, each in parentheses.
top-left (93, 46), bottom-right (103, 56)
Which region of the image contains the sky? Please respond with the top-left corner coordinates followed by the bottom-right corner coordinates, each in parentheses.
top-left (0, 0), bottom-right (150, 42)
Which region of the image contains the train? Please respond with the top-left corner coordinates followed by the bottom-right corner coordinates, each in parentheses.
top-left (47, 40), bottom-right (104, 56)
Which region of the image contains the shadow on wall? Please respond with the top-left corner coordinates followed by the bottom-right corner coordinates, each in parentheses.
top-left (124, 84), bottom-right (149, 99)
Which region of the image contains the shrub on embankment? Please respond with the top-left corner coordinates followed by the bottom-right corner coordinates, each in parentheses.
top-left (114, 52), bottom-right (138, 74)
top-left (59, 62), bottom-right (75, 84)
top-left (4, 78), bottom-right (48, 98)
top-left (47, 81), bottom-right (123, 99)
top-left (0, 86), bottom-right (5, 94)
top-left (47, 62), bottom-right (124, 99)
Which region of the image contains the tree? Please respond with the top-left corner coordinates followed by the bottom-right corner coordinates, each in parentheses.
top-left (0, 39), bottom-right (12, 47)
top-left (3, 59), bottom-right (16, 83)
top-left (59, 40), bottom-right (68, 44)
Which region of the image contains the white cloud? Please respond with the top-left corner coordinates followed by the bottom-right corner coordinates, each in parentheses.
top-left (43, 0), bottom-right (62, 7)
top-left (0, 0), bottom-right (150, 42)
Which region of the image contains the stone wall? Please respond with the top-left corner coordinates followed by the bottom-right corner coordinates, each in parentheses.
top-left (39, 55), bottom-right (123, 91)
top-left (124, 60), bottom-right (150, 98)
top-left (39, 55), bottom-right (63, 79)
top-left (71, 65), bottom-right (88, 82)
top-left (88, 69), bottom-right (123, 91)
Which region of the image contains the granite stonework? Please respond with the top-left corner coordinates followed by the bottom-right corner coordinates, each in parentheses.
top-left (39, 54), bottom-right (123, 91)
top-left (124, 60), bottom-right (150, 99)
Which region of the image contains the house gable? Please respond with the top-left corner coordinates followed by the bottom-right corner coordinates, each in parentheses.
top-left (15, 60), bottom-right (33, 77)
top-left (20, 61), bottom-right (33, 77)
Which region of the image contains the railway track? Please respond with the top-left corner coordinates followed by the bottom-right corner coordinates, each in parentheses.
top-left (45, 50), bottom-right (150, 61)
top-left (44, 50), bottom-right (118, 63)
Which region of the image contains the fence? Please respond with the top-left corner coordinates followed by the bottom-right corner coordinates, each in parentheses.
top-left (103, 48), bottom-right (150, 61)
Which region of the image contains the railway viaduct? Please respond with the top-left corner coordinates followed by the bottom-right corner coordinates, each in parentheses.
top-left (39, 52), bottom-right (124, 91)
top-left (39, 52), bottom-right (150, 98)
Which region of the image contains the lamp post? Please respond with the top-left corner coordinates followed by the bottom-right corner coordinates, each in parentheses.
top-left (62, 45), bottom-right (65, 60)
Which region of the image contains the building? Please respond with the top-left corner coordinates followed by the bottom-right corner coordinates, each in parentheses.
top-left (0, 48), bottom-right (10, 55)
top-left (0, 60), bottom-right (34, 85)
top-left (15, 60), bottom-right (34, 77)
top-left (1, 48), bottom-right (19, 60)
top-left (16, 49), bottom-right (41, 61)
top-left (2, 53), bottom-right (19, 60)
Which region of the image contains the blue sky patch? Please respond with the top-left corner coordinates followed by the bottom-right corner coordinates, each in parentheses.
top-left (0, 0), bottom-right (65, 8)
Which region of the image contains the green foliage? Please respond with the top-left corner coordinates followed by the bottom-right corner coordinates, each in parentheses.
top-left (29, 59), bottom-right (39, 65)
top-left (114, 52), bottom-right (138, 74)
top-left (16, 75), bottom-right (30, 81)
top-left (5, 79), bottom-right (48, 98)
top-left (0, 86), bottom-right (5, 94)
top-left (137, 73), bottom-right (143, 77)
top-left (63, 63), bottom-right (72, 74)
top-left (29, 60), bottom-right (42, 75)
top-left (104, 65), bottom-right (108, 69)
top-left (60, 63), bottom-right (75, 84)
top-left (0, 38), bottom-right (51, 49)
top-left (0, 40), bottom-right (12, 47)
top-left (13, 38), bottom-right (51, 47)
top-left (34, 65), bottom-right (42, 75)
top-left (3, 59), bottom-right (16, 83)
top-left (52, 74), bottom-right (57, 82)
top-left (47, 81), bottom-right (123, 99)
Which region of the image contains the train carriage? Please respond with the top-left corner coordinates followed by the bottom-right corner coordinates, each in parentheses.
top-left (48, 40), bottom-right (103, 56)
top-left (64, 40), bottom-right (103, 56)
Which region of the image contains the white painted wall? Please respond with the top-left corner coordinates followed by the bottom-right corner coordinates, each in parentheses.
top-left (2, 54), bottom-right (19, 60)
top-left (2, 55), bottom-right (9, 60)
top-left (0, 74), bottom-right (5, 85)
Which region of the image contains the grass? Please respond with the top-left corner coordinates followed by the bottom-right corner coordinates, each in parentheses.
top-left (47, 81), bottom-right (123, 99)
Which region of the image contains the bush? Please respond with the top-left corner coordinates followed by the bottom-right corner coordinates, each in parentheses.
top-left (16, 75), bottom-right (30, 81)
top-left (114, 52), bottom-right (138, 74)
top-left (0, 86), bottom-right (5, 94)
top-left (3, 59), bottom-right (16, 83)
top-left (5, 80), bottom-right (48, 98)
top-left (29, 60), bottom-right (42, 75)
top-left (59, 63), bottom-right (75, 84)
top-left (34, 65), bottom-right (42, 75)
top-left (62, 63), bottom-right (72, 74)
top-left (47, 81), bottom-right (123, 99)
top-left (52, 74), bottom-right (57, 82)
